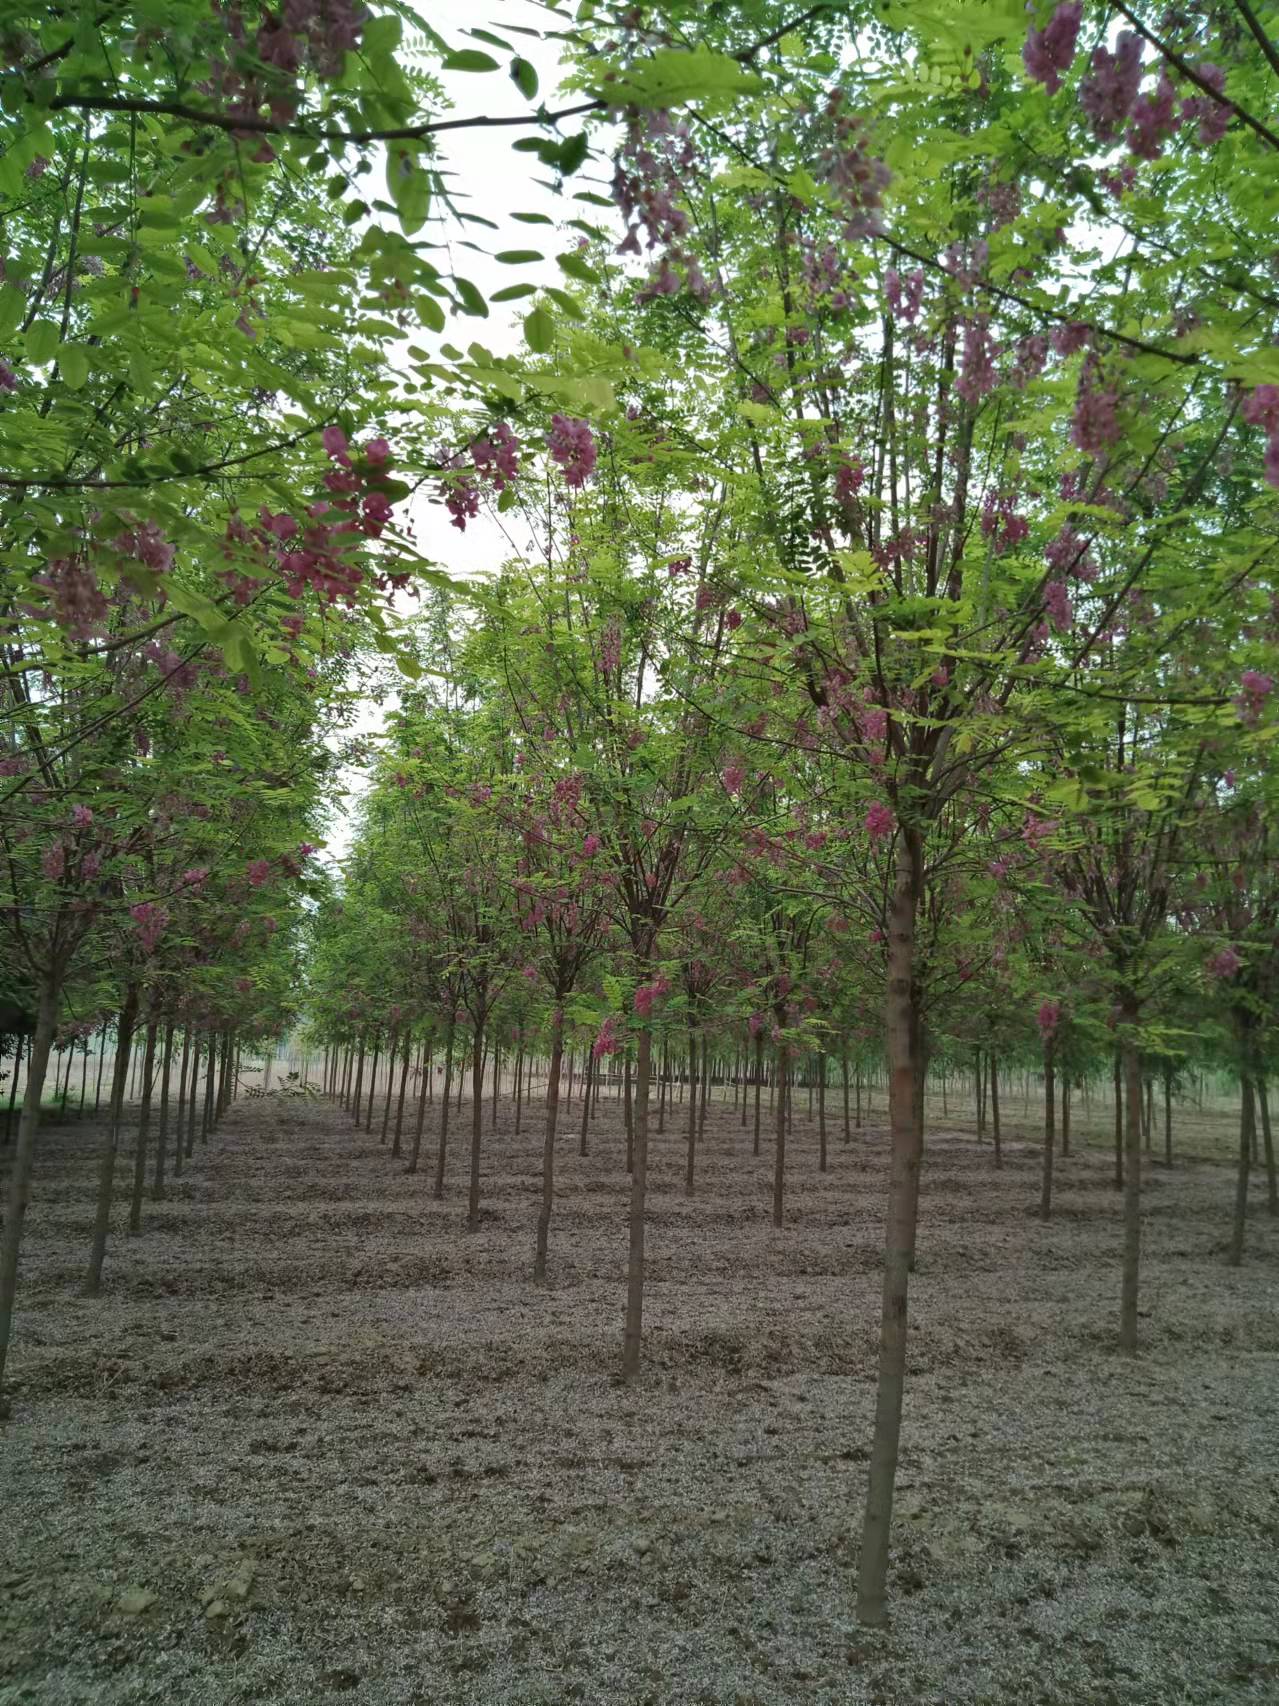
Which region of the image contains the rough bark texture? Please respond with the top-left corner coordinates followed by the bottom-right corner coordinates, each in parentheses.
top-left (1259, 1079), bottom-right (1277, 1217)
top-left (84, 986), bottom-right (139, 1298)
top-left (152, 1022), bottom-right (174, 1201)
top-left (621, 1021), bottom-right (653, 1382)
top-left (1118, 1001), bottom-right (1143, 1352)
top-left (432, 1020), bottom-right (455, 1200)
top-left (0, 975), bottom-right (58, 1402)
top-left (128, 1018), bottom-right (159, 1235)
top-left (534, 1008), bottom-right (564, 1283)
top-left (857, 830), bottom-right (922, 1627)
top-left (772, 1040), bottom-right (789, 1230)
top-left (1040, 1039), bottom-right (1056, 1222)
top-left (468, 1022), bottom-right (485, 1232)
top-left (1229, 1073), bottom-right (1255, 1268)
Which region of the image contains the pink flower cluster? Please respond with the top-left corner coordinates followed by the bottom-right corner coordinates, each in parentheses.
top-left (1206, 946), bottom-right (1241, 980)
top-left (1022, 2), bottom-right (1081, 94)
top-left (548, 414), bottom-right (598, 488)
top-left (592, 1015), bottom-right (621, 1059)
top-left (980, 491), bottom-right (1029, 555)
top-left (34, 557), bottom-right (109, 641)
top-left (1235, 669), bottom-right (1273, 726)
top-left (1241, 385), bottom-right (1279, 489)
top-left (1036, 999), bottom-right (1062, 1040)
top-left (130, 901), bottom-right (169, 955)
top-left (820, 93), bottom-right (890, 241)
top-left (115, 519), bottom-right (176, 574)
top-left (884, 267), bottom-right (924, 325)
top-left (865, 801), bottom-right (894, 842)
top-left (633, 975), bottom-right (670, 1018)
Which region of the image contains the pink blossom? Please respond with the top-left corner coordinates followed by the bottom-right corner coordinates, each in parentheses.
top-left (592, 1016), bottom-right (621, 1059)
top-left (321, 424), bottom-right (350, 465)
top-left (1070, 359), bottom-right (1120, 455)
top-left (726, 609), bottom-right (743, 631)
top-left (1180, 64), bottom-right (1230, 147)
top-left (246, 858), bottom-right (272, 887)
top-left (1080, 32), bottom-right (1143, 141)
top-left (1207, 946), bottom-right (1242, 979)
top-left (548, 414), bottom-right (598, 488)
top-left (41, 842), bottom-right (66, 881)
top-left (865, 801), bottom-right (894, 842)
top-left (582, 833), bottom-right (602, 857)
top-left (471, 422), bottom-right (519, 489)
top-left (1036, 1000), bottom-right (1062, 1039)
top-left (955, 316), bottom-right (997, 403)
top-left (1242, 385), bottom-right (1279, 435)
top-left (69, 804), bottom-right (93, 828)
top-left (130, 900), bottom-right (169, 955)
top-left (1043, 579), bottom-right (1073, 631)
top-left (180, 867), bottom-right (209, 889)
top-left (1236, 670), bottom-right (1273, 725)
top-left (1022, 1), bottom-right (1081, 93)
top-left (633, 975), bottom-right (670, 1018)
top-left (1127, 71), bottom-right (1180, 161)
top-left (722, 763), bottom-right (746, 795)
top-left (364, 436), bottom-right (391, 466)
top-left (884, 268), bottom-right (924, 325)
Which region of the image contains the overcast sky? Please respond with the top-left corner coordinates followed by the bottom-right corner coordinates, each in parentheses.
top-left (324, 1), bottom-right (617, 863)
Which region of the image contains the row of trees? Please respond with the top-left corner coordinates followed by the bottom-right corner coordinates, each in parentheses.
top-left (4, 0), bottom-right (1278, 1629)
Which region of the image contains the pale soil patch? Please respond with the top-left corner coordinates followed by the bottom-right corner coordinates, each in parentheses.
top-left (2, 1088), bottom-right (1277, 1705)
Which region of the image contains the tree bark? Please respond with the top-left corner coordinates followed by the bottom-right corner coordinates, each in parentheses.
top-left (128, 1017), bottom-right (159, 1234)
top-left (1039, 1037), bottom-right (1055, 1222)
top-left (1163, 1066), bottom-right (1173, 1167)
top-left (685, 1025), bottom-right (698, 1196)
top-left (84, 985), bottom-right (139, 1297)
top-left (818, 1052), bottom-right (827, 1173)
top-left (1229, 1071), bottom-right (1254, 1267)
top-left (468, 1017), bottom-right (486, 1231)
top-left (1061, 1073), bottom-right (1070, 1158)
top-left (0, 974), bottom-right (59, 1403)
top-left (856, 830), bottom-right (923, 1627)
top-left (407, 1038), bottom-right (433, 1174)
top-left (772, 1038), bottom-right (788, 1228)
top-left (186, 1032), bottom-right (201, 1157)
top-left (1118, 1000), bottom-right (1143, 1351)
top-left (990, 1051), bottom-right (1001, 1167)
top-left (621, 1018), bottom-right (653, 1382)
top-left (351, 1037), bottom-right (366, 1127)
top-left (432, 1017), bottom-right (455, 1198)
top-left (379, 1028), bottom-right (398, 1145)
top-left (1112, 1047), bottom-right (1124, 1190)
top-left (1258, 1078), bottom-right (1276, 1217)
top-left (579, 1050), bottom-right (592, 1157)
top-left (753, 1031), bottom-right (763, 1156)
top-left (534, 1007), bottom-right (564, 1282)
top-left (364, 1039), bottom-right (380, 1130)
top-left (173, 1026), bottom-right (190, 1180)
top-left (391, 1033), bottom-right (412, 1158)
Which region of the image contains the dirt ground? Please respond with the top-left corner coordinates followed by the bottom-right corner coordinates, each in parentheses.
top-left (2, 1084), bottom-right (1278, 1706)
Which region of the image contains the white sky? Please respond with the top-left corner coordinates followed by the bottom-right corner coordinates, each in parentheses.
top-left (324, 0), bottom-right (618, 863)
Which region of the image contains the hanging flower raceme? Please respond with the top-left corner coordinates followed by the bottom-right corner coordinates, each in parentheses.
top-left (1235, 670), bottom-right (1273, 726)
top-left (1241, 386), bottom-right (1279, 489)
top-left (865, 801), bottom-right (895, 841)
top-left (1206, 946), bottom-right (1242, 979)
top-left (1080, 32), bottom-right (1144, 142)
top-left (130, 901), bottom-right (169, 955)
top-left (592, 1015), bottom-right (622, 1058)
top-left (1036, 999), bottom-right (1062, 1039)
top-left (33, 556), bottom-right (109, 640)
top-left (548, 414), bottom-right (598, 488)
top-left (1022, 1), bottom-right (1081, 93)
top-left (633, 975), bottom-right (671, 1018)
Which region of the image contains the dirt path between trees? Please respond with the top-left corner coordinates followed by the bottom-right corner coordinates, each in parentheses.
top-left (3, 1092), bottom-right (1278, 1705)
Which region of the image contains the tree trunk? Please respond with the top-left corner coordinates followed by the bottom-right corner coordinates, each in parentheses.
top-left (379, 1028), bottom-right (398, 1145)
top-left (1229, 1071), bottom-right (1254, 1267)
top-left (152, 1022), bottom-right (174, 1200)
top-left (1257, 1078), bottom-right (1276, 1217)
top-left (1118, 1001), bottom-right (1143, 1351)
top-left (856, 830), bottom-right (923, 1627)
top-left (772, 1038), bottom-right (788, 1228)
top-left (186, 1032), bottom-right (201, 1156)
top-left (467, 1018), bottom-right (486, 1231)
top-left (128, 1018), bottom-right (159, 1234)
top-left (0, 974), bottom-right (59, 1403)
top-left (1112, 1047), bottom-right (1124, 1189)
top-left (990, 1051), bottom-right (1001, 1167)
top-left (432, 1018), bottom-right (455, 1198)
top-left (818, 1053), bottom-right (827, 1173)
top-left (534, 1007), bottom-right (564, 1282)
top-left (407, 1039), bottom-right (433, 1174)
top-left (700, 1041), bottom-right (710, 1141)
top-left (84, 985), bottom-right (140, 1297)
top-left (658, 1041), bottom-right (669, 1135)
top-left (1039, 1038), bottom-right (1055, 1222)
top-left (173, 1027), bottom-right (190, 1180)
top-left (624, 1047), bottom-right (634, 1156)
top-left (351, 1038), bottom-right (366, 1127)
top-left (1163, 1066), bottom-right (1173, 1167)
top-left (364, 1039), bottom-right (380, 1130)
top-left (4, 1034), bottom-right (22, 1144)
top-left (753, 1031), bottom-right (763, 1156)
top-left (686, 1026), bottom-right (698, 1196)
top-left (1061, 1073), bottom-right (1070, 1158)
top-left (391, 1033), bottom-right (412, 1158)
top-left (842, 1055), bottom-right (851, 1142)
top-left (514, 1044), bottom-right (524, 1136)
top-left (491, 1043), bottom-right (501, 1130)
top-left (621, 1018), bottom-right (653, 1381)
top-left (579, 1051), bottom-right (592, 1157)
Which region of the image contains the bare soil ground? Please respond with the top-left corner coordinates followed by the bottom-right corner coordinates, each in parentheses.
top-left (2, 1087), bottom-right (1278, 1706)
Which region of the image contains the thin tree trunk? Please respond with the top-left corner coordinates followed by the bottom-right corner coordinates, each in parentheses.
top-left (624, 1046), bottom-right (634, 1157)
top-left (364, 1040), bottom-right (380, 1130)
top-left (990, 1051), bottom-right (1001, 1167)
top-left (1163, 1066), bottom-right (1173, 1167)
top-left (84, 985), bottom-right (140, 1297)
top-left (186, 1033), bottom-right (201, 1157)
top-left (432, 1018), bottom-right (455, 1198)
top-left (855, 1063), bottom-right (862, 1128)
top-left (467, 1017), bottom-right (486, 1231)
top-left (1229, 1071), bottom-right (1254, 1267)
top-left (579, 1051), bottom-right (592, 1157)
top-left (753, 1031), bottom-right (763, 1156)
top-left (621, 1017), bottom-right (653, 1382)
top-left (772, 1038), bottom-right (789, 1228)
top-left (407, 1041), bottom-right (433, 1174)
top-left (856, 831), bottom-right (923, 1627)
top-left (1118, 1002), bottom-right (1143, 1351)
top-left (514, 1044), bottom-right (524, 1135)
top-left (391, 1032), bottom-right (412, 1158)
top-left (1061, 1074), bottom-right (1070, 1157)
top-left (1257, 1077), bottom-right (1276, 1216)
top-left (1039, 1038), bottom-right (1055, 1222)
top-left (534, 1007), bottom-right (564, 1282)
top-left (93, 1027), bottom-right (107, 1116)
top-left (128, 1018), bottom-right (159, 1234)
top-left (1113, 1047), bottom-right (1124, 1190)
top-left (152, 1021), bottom-right (174, 1201)
top-left (173, 1027), bottom-right (190, 1179)
top-left (686, 1026), bottom-right (698, 1196)
top-left (379, 1028), bottom-right (399, 1145)
top-left (699, 1040), bottom-right (710, 1141)
top-left (818, 1053), bottom-right (827, 1173)
top-left (4, 1034), bottom-right (23, 1143)
top-left (0, 974), bottom-right (59, 1403)
top-left (658, 1041), bottom-right (668, 1135)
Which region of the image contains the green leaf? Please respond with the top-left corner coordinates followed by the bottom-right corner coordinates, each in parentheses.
top-left (443, 49), bottom-right (500, 71)
top-left (511, 211), bottom-right (554, 225)
top-left (598, 47), bottom-right (763, 108)
top-left (0, 285), bottom-right (24, 340)
top-left (490, 283), bottom-right (537, 301)
top-left (557, 251), bottom-right (599, 284)
top-left (510, 56), bottom-right (538, 100)
top-left (388, 145), bottom-right (430, 236)
top-left (25, 321), bottom-right (59, 365)
top-left (523, 305), bottom-right (555, 353)
top-left (454, 276), bottom-right (488, 317)
top-left (59, 346), bottom-right (88, 389)
top-left (494, 249), bottom-right (544, 264)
